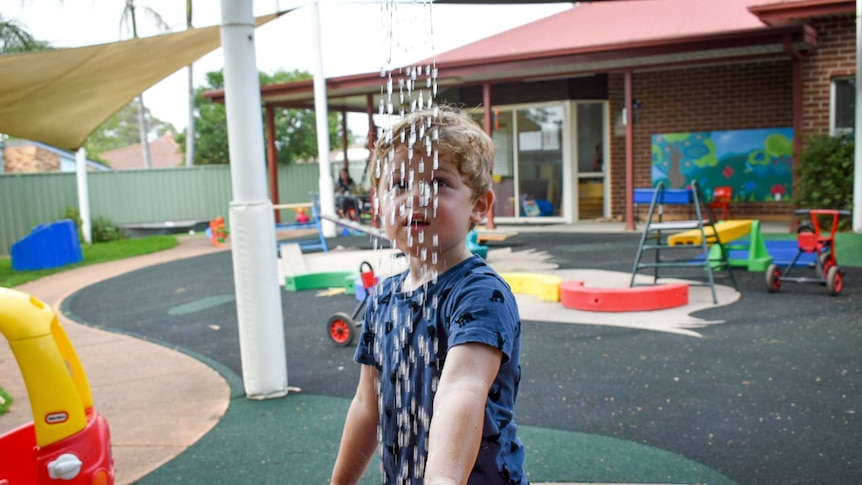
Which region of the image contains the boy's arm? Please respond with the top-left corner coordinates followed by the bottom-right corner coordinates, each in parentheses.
top-left (331, 364), bottom-right (380, 485)
top-left (425, 342), bottom-right (502, 485)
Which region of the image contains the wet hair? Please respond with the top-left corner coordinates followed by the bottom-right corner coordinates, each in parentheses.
top-left (371, 106), bottom-right (494, 200)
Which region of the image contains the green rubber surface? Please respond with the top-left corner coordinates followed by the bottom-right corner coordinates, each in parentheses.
top-left (284, 271), bottom-right (357, 292)
top-left (139, 391), bottom-right (736, 485)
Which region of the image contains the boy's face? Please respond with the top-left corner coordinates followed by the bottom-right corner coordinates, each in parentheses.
top-left (377, 146), bottom-right (491, 261)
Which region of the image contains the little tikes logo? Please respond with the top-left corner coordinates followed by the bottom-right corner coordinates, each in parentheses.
top-left (45, 411), bottom-right (69, 424)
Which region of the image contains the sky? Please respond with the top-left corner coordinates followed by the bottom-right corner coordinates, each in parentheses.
top-left (5, 0), bottom-right (571, 136)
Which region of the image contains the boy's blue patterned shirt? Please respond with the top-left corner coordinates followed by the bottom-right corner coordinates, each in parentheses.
top-left (355, 255), bottom-right (526, 485)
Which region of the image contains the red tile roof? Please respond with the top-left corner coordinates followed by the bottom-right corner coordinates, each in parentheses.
top-left (203, 0), bottom-right (847, 112)
top-left (99, 132), bottom-right (183, 170)
top-left (434, 0), bottom-right (773, 66)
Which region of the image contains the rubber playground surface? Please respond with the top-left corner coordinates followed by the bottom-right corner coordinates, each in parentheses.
top-left (50, 228), bottom-right (862, 484)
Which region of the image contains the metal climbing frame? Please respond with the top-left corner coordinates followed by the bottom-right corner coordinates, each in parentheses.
top-left (630, 180), bottom-right (737, 304)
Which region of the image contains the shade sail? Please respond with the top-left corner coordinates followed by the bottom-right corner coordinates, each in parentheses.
top-left (0, 12), bottom-right (282, 151)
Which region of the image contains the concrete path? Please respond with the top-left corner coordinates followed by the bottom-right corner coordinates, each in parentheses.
top-left (0, 236), bottom-right (231, 484)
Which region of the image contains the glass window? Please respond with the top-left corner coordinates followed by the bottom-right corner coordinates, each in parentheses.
top-left (491, 110), bottom-right (518, 218)
top-left (471, 105), bottom-right (565, 219)
top-left (832, 77), bottom-right (855, 135)
top-left (577, 103), bottom-right (605, 173)
top-left (576, 102), bottom-right (606, 220)
top-left (516, 106), bottom-right (564, 218)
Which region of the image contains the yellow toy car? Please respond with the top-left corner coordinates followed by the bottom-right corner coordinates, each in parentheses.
top-left (0, 287), bottom-right (114, 484)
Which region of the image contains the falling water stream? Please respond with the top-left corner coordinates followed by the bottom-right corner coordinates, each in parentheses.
top-left (371, 1), bottom-right (441, 482)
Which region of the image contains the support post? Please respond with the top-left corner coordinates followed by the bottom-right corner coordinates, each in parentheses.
top-left (854, 0), bottom-right (862, 231)
top-left (75, 148), bottom-right (92, 244)
top-left (483, 83), bottom-right (496, 229)
top-left (220, 0), bottom-right (287, 399)
top-left (266, 105), bottom-right (280, 223)
top-left (311, 0), bottom-right (336, 236)
top-left (624, 70), bottom-right (635, 231)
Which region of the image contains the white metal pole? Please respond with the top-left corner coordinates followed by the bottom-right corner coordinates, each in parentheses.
top-left (220, 0), bottom-right (288, 399)
top-left (853, 0), bottom-right (861, 231)
top-left (75, 148), bottom-right (92, 244)
top-left (186, 64), bottom-right (196, 167)
top-left (311, 0), bottom-right (337, 236)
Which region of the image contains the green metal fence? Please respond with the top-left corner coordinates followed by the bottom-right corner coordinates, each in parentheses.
top-left (0, 162), bottom-right (339, 256)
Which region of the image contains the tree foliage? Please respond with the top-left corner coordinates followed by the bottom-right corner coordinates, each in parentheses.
top-left (0, 14), bottom-right (50, 55)
top-left (84, 102), bottom-right (176, 163)
top-left (795, 134), bottom-right (854, 227)
top-left (1, 15), bottom-right (49, 141)
top-left (175, 68), bottom-right (347, 165)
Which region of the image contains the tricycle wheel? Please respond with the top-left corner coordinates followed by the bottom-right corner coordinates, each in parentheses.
top-left (826, 266), bottom-right (843, 296)
top-left (765, 264), bottom-right (781, 293)
top-left (818, 251), bottom-right (833, 277)
top-left (328, 312), bottom-right (355, 346)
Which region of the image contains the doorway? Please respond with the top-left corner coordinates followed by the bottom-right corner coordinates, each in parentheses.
top-left (573, 101), bottom-right (608, 220)
top-left (474, 103), bottom-right (566, 221)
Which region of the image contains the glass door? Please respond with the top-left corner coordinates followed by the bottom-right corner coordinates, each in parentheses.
top-left (515, 105), bottom-right (564, 219)
top-left (488, 110), bottom-right (517, 218)
top-left (473, 103), bottom-right (566, 221)
top-left (575, 102), bottom-right (607, 220)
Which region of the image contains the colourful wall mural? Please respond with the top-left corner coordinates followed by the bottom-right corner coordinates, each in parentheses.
top-left (651, 128), bottom-right (794, 202)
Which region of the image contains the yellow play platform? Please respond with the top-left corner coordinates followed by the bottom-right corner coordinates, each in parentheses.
top-left (667, 220), bottom-right (753, 246)
top-left (499, 273), bottom-right (562, 302)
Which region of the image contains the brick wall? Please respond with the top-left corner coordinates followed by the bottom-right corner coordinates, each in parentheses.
top-left (2, 145), bottom-right (61, 173)
top-left (606, 13), bottom-right (854, 223)
top-left (800, 15), bottom-right (857, 141)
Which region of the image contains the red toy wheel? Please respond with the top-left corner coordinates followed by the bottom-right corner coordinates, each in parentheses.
top-left (818, 251), bottom-right (834, 277)
top-left (765, 264), bottom-right (781, 293)
top-left (826, 266), bottom-right (843, 296)
top-left (328, 312), bottom-right (355, 346)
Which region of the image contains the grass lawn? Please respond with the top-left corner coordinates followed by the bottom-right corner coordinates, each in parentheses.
top-left (0, 386), bottom-right (11, 415)
top-left (0, 236), bottom-right (179, 288)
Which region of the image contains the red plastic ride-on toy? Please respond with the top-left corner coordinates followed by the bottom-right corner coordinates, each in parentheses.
top-left (765, 209), bottom-right (852, 296)
top-left (0, 287), bottom-right (114, 485)
top-left (327, 261), bottom-right (377, 346)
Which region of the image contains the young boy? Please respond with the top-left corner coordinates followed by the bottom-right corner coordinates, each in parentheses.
top-left (330, 107), bottom-right (526, 485)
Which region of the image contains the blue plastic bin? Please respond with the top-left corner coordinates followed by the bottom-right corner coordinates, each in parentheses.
top-left (11, 219), bottom-right (83, 271)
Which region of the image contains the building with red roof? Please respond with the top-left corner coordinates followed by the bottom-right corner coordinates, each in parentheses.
top-left (205, 0), bottom-right (855, 228)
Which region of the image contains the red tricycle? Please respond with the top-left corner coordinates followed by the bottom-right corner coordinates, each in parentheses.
top-left (765, 209), bottom-right (852, 296)
top-left (327, 261), bottom-right (377, 346)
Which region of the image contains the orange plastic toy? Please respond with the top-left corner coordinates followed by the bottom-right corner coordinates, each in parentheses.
top-left (208, 216), bottom-right (229, 247)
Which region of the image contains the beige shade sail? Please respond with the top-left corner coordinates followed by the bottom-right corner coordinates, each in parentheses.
top-left (0, 12), bottom-right (282, 151)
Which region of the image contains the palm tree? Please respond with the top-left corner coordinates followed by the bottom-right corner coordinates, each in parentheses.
top-left (0, 13), bottom-right (50, 55)
top-left (119, 0), bottom-right (169, 169)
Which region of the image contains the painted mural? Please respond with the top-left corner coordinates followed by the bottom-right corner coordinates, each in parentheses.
top-left (651, 128), bottom-right (794, 202)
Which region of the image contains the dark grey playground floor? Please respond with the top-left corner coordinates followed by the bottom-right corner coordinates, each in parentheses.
top-left (64, 231), bottom-right (862, 484)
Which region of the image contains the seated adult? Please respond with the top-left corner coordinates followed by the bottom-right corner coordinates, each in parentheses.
top-left (335, 168), bottom-right (360, 221)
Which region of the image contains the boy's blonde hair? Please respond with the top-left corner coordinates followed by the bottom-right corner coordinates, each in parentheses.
top-left (371, 107), bottom-right (494, 200)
